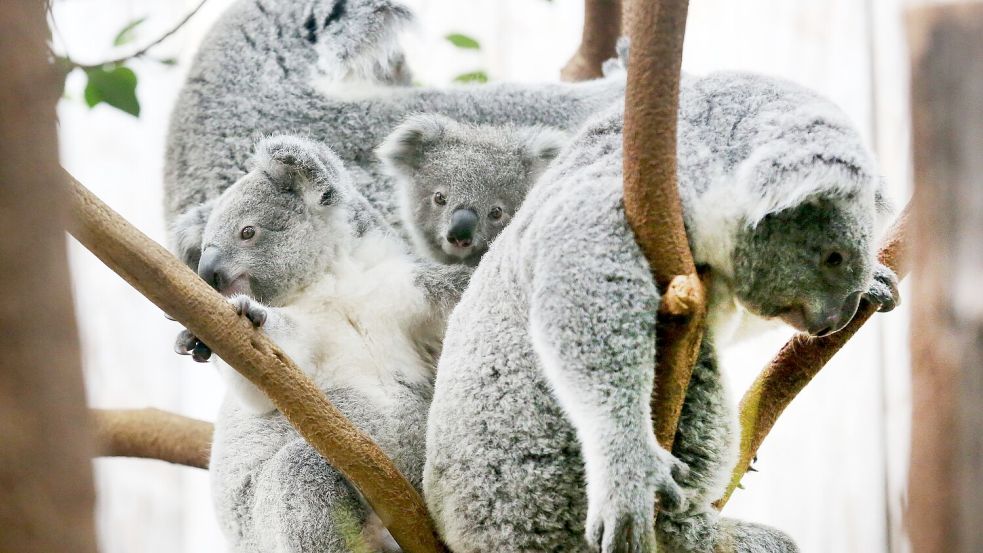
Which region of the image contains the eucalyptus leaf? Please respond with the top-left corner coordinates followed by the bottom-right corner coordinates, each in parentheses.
top-left (453, 70), bottom-right (488, 84)
top-left (84, 65), bottom-right (140, 117)
top-left (113, 17), bottom-right (147, 46)
top-left (445, 33), bottom-right (480, 50)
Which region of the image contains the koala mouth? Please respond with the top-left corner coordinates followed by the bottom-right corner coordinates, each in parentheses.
top-left (219, 273), bottom-right (253, 298)
top-left (441, 239), bottom-right (484, 260)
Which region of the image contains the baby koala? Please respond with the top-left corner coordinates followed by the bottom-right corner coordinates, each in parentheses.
top-left (171, 135), bottom-right (469, 553)
top-left (377, 114), bottom-right (568, 265)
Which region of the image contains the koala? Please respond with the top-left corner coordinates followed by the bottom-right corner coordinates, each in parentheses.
top-left (164, 0), bottom-right (625, 258)
top-left (172, 135), bottom-right (470, 552)
top-left (424, 72), bottom-right (899, 553)
top-left (377, 114), bottom-right (569, 265)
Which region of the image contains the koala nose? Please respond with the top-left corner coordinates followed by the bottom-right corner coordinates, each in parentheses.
top-left (446, 208), bottom-right (478, 248)
top-left (807, 291), bottom-right (863, 337)
top-left (197, 248), bottom-right (231, 292)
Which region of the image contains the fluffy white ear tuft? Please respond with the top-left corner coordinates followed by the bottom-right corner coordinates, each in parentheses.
top-left (520, 126), bottom-right (570, 177)
top-left (376, 113), bottom-right (455, 176)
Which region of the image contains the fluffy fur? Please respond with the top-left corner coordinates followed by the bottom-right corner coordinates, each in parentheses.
top-left (377, 114), bottom-right (568, 265)
top-left (164, 0), bottom-right (625, 254)
top-left (174, 135), bottom-right (470, 552)
top-left (425, 73), bottom-right (900, 553)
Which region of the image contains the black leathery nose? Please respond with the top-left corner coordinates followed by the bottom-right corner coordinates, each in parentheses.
top-left (197, 248), bottom-right (228, 291)
top-left (447, 208), bottom-right (478, 246)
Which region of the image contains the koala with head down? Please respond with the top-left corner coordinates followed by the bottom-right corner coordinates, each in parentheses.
top-left (172, 135), bottom-right (469, 552)
top-left (377, 114), bottom-right (568, 265)
top-left (424, 72), bottom-right (899, 553)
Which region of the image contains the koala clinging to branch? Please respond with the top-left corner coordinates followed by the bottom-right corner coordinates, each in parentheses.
top-left (377, 114), bottom-right (568, 265)
top-left (172, 135), bottom-right (470, 552)
top-left (425, 72), bottom-right (899, 553)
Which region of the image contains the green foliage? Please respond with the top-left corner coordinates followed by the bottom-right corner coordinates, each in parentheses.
top-left (453, 70), bottom-right (489, 84)
top-left (112, 17), bottom-right (147, 46)
top-left (445, 33), bottom-right (480, 50)
top-left (83, 65), bottom-right (140, 117)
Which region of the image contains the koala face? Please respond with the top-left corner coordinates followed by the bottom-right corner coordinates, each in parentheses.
top-left (731, 196), bottom-right (876, 336)
top-left (379, 114), bottom-right (567, 265)
top-left (173, 136), bottom-right (360, 306)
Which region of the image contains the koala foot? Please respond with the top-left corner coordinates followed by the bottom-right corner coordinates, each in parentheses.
top-left (587, 450), bottom-right (689, 553)
top-left (173, 296), bottom-right (268, 363)
top-left (718, 518), bottom-right (800, 553)
top-left (864, 263), bottom-right (900, 313)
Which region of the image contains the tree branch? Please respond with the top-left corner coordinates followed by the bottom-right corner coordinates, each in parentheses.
top-left (66, 175), bottom-right (445, 553)
top-left (561, 0), bottom-right (623, 82)
top-left (622, 0), bottom-right (705, 449)
top-left (716, 205), bottom-right (911, 507)
top-left (92, 408), bottom-right (212, 469)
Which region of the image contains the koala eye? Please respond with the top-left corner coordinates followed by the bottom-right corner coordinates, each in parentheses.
top-left (823, 251), bottom-right (844, 268)
top-left (240, 226), bottom-right (256, 240)
top-left (488, 206), bottom-right (504, 220)
top-left (433, 192), bottom-right (447, 206)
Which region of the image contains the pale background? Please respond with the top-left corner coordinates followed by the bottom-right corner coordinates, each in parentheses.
top-left (53, 0), bottom-right (914, 551)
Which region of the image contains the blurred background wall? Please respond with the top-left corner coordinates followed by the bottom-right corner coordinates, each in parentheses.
top-left (52, 0), bottom-right (913, 550)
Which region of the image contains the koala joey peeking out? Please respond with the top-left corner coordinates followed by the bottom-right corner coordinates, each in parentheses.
top-left (377, 113), bottom-right (569, 266)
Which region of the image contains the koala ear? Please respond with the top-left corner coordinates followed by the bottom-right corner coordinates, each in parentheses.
top-left (169, 198), bottom-right (216, 270)
top-left (519, 127), bottom-right (569, 177)
top-left (253, 136), bottom-right (347, 207)
top-left (377, 114), bottom-right (455, 176)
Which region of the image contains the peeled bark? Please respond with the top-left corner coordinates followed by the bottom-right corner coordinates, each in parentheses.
top-left (622, 0), bottom-right (705, 449)
top-left (0, 2), bottom-right (98, 552)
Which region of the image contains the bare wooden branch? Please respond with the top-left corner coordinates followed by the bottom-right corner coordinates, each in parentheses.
top-left (716, 206), bottom-right (911, 507)
top-left (67, 176), bottom-right (445, 553)
top-left (561, 0), bottom-right (623, 82)
top-left (622, 0), bottom-right (705, 449)
top-left (906, 5), bottom-right (983, 552)
top-left (0, 2), bottom-right (98, 551)
top-left (93, 408), bottom-right (213, 469)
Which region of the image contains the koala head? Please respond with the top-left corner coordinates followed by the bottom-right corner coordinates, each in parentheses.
top-left (171, 135), bottom-right (377, 306)
top-left (730, 194), bottom-right (880, 336)
top-left (377, 114), bottom-right (568, 265)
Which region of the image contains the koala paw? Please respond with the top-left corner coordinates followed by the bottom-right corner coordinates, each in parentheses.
top-left (864, 263), bottom-right (900, 313)
top-left (586, 451), bottom-right (688, 553)
top-left (231, 295), bottom-right (268, 327)
top-left (174, 328), bottom-right (212, 363)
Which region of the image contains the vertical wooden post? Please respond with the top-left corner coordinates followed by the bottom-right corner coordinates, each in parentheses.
top-left (622, 0), bottom-right (705, 449)
top-left (0, 2), bottom-right (99, 552)
top-left (907, 4), bottom-right (983, 552)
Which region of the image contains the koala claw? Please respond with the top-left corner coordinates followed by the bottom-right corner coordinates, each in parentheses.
top-left (588, 508), bottom-right (654, 553)
top-left (231, 295), bottom-right (267, 327)
top-left (865, 263), bottom-right (900, 313)
top-left (174, 328), bottom-right (212, 363)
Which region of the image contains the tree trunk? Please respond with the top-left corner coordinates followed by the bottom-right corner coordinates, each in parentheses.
top-left (906, 4), bottom-right (983, 552)
top-left (561, 0), bottom-right (623, 82)
top-left (0, 1), bottom-right (99, 552)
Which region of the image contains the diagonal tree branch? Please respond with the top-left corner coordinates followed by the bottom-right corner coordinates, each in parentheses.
top-left (92, 408), bottom-right (212, 469)
top-left (561, 0), bottom-right (623, 82)
top-left (67, 175), bottom-right (445, 553)
top-left (622, 0), bottom-right (705, 450)
top-left (716, 205), bottom-right (911, 507)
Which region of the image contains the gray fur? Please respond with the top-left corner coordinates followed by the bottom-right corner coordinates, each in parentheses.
top-left (164, 0), bottom-right (624, 247)
top-left (426, 73), bottom-right (899, 553)
top-left (179, 135), bottom-right (470, 552)
top-left (377, 114), bottom-right (568, 265)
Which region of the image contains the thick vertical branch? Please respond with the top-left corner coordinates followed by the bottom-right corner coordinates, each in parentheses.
top-left (561, 0), bottom-right (623, 82)
top-left (622, 0), bottom-right (705, 449)
top-left (716, 207), bottom-right (911, 508)
top-left (67, 177), bottom-right (444, 553)
top-left (93, 408), bottom-right (213, 469)
top-left (906, 5), bottom-right (983, 552)
top-left (0, 2), bottom-right (99, 552)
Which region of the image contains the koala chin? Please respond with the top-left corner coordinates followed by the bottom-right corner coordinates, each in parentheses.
top-left (172, 135), bottom-right (471, 553)
top-left (425, 72), bottom-right (900, 553)
top-left (377, 114), bottom-right (568, 266)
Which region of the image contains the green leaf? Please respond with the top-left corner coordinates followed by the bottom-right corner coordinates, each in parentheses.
top-left (156, 57), bottom-right (178, 66)
top-left (84, 65), bottom-right (140, 116)
top-left (453, 70), bottom-right (488, 84)
top-left (445, 33), bottom-right (480, 50)
top-left (113, 17), bottom-right (147, 47)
